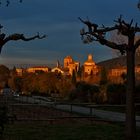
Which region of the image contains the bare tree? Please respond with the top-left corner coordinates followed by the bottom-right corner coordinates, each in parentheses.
top-left (79, 15), bottom-right (140, 140)
top-left (0, 25), bottom-right (46, 53)
top-left (0, 0), bottom-right (46, 52)
top-left (110, 30), bottom-right (127, 57)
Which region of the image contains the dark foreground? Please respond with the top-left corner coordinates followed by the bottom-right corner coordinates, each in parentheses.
top-left (0, 120), bottom-right (140, 140)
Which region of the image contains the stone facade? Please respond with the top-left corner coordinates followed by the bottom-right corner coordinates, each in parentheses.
top-left (64, 56), bottom-right (80, 75)
top-left (16, 68), bottom-right (24, 76)
top-left (84, 54), bottom-right (99, 76)
top-left (26, 66), bottom-right (49, 73)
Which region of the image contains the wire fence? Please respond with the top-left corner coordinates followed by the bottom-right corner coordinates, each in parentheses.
top-left (0, 95), bottom-right (100, 140)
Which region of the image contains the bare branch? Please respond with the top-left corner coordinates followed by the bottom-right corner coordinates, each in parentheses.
top-left (79, 17), bottom-right (117, 33)
top-left (130, 19), bottom-right (133, 27)
top-left (78, 17), bottom-right (98, 32)
top-left (79, 15), bottom-right (140, 139)
top-left (0, 32), bottom-right (46, 53)
top-left (79, 16), bottom-right (135, 54)
top-left (0, 24), bottom-right (3, 29)
top-left (134, 26), bottom-right (140, 32)
top-left (91, 32), bottom-right (127, 54)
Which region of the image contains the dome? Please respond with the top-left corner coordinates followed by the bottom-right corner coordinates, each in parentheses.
top-left (65, 55), bottom-right (73, 60)
top-left (84, 54), bottom-right (95, 65)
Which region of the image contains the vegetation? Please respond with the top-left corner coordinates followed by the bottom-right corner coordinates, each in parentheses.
top-left (0, 65), bottom-right (138, 105)
top-left (0, 65), bottom-right (10, 89)
top-left (71, 70), bottom-right (77, 85)
top-left (8, 71), bottom-right (73, 98)
top-left (100, 67), bottom-right (108, 85)
top-left (79, 16), bottom-right (140, 139)
top-left (1, 122), bottom-right (132, 140)
top-left (106, 84), bottom-right (126, 104)
top-left (69, 81), bottom-right (100, 102)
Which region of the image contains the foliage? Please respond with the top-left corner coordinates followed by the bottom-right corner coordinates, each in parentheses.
top-left (9, 72), bottom-right (73, 98)
top-left (69, 81), bottom-right (100, 102)
top-left (0, 65), bottom-right (10, 89)
top-left (106, 84), bottom-right (126, 104)
top-left (100, 67), bottom-right (108, 85)
top-left (76, 66), bottom-right (84, 80)
top-left (120, 72), bottom-right (127, 84)
top-left (71, 70), bottom-right (77, 85)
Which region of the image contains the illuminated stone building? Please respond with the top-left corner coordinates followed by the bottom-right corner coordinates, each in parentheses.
top-left (51, 61), bottom-right (66, 75)
top-left (108, 66), bottom-right (140, 83)
top-left (84, 54), bottom-right (99, 76)
top-left (109, 67), bottom-right (126, 77)
top-left (51, 67), bottom-right (65, 74)
top-left (64, 56), bottom-right (80, 75)
top-left (26, 66), bottom-right (49, 73)
top-left (16, 68), bottom-right (24, 76)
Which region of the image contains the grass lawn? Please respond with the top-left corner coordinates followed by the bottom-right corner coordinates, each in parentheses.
top-left (1, 121), bottom-right (140, 140)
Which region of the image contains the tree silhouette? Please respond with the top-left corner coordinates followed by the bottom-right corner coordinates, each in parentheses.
top-left (0, 25), bottom-right (46, 53)
top-left (79, 15), bottom-right (140, 140)
top-left (100, 66), bottom-right (108, 85)
top-left (138, 0), bottom-right (140, 10)
top-left (71, 70), bottom-right (77, 85)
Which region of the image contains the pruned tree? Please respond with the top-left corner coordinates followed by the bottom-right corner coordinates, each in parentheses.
top-left (79, 15), bottom-right (140, 140)
top-left (0, 25), bottom-right (46, 53)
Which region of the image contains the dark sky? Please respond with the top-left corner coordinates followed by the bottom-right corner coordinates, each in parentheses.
top-left (0, 0), bottom-right (140, 67)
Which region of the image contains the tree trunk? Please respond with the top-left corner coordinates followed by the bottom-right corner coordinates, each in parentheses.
top-left (125, 47), bottom-right (136, 140)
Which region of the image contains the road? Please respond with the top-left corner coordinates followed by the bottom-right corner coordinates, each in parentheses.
top-left (54, 104), bottom-right (140, 126)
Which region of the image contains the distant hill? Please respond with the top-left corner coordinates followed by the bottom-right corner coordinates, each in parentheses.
top-left (97, 54), bottom-right (140, 69)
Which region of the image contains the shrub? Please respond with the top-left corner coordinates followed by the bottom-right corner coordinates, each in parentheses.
top-left (106, 84), bottom-right (126, 104)
top-left (69, 81), bottom-right (100, 103)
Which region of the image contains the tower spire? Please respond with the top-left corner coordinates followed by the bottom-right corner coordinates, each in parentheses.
top-left (57, 60), bottom-right (60, 68)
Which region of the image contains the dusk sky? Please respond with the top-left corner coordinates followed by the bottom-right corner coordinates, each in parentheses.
top-left (0, 0), bottom-right (140, 67)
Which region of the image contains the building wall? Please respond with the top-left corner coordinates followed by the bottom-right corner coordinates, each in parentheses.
top-left (64, 56), bottom-right (73, 68)
top-left (68, 62), bottom-right (80, 75)
top-left (16, 68), bottom-right (23, 76)
top-left (108, 66), bottom-right (140, 83)
top-left (26, 67), bottom-right (49, 73)
top-left (84, 54), bottom-right (99, 76)
top-left (63, 56), bottom-right (80, 75)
